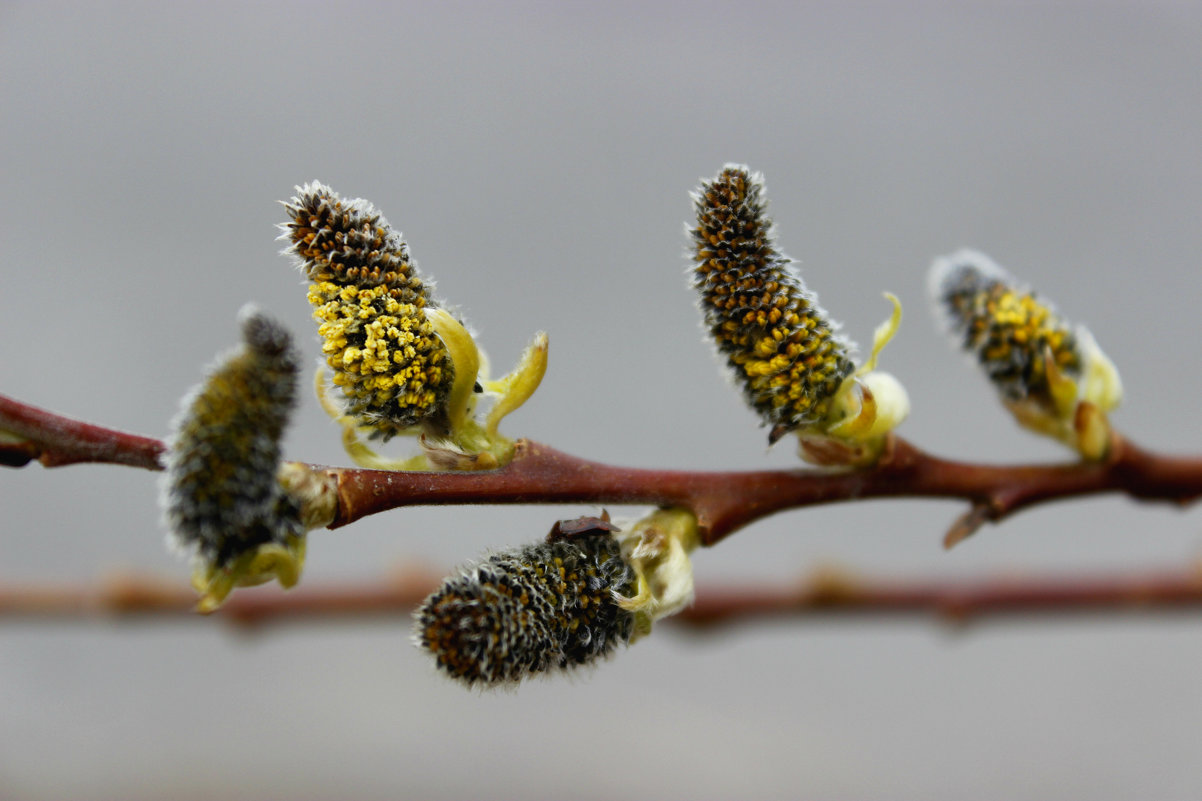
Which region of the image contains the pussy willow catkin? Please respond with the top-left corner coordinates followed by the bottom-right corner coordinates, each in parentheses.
top-left (416, 534), bottom-right (637, 686)
top-left (162, 308), bottom-right (303, 567)
top-left (282, 182), bottom-right (454, 439)
top-left (690, 165), bottom-right (854, 441)
top-left (930, 249), bottom-right (1082, 407)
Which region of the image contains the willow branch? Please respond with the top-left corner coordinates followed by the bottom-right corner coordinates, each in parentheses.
top-left (327, 436), bottom-right (1202, 546)
top-left (4, 564), bottom-right (1202, 629)
top-left (5, 392), bottom-right (1202, 546)
top-left (0, 393), bottom-right (163, 469)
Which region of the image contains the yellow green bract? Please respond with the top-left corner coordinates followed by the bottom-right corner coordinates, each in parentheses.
top-left (787, 294), bottom-right (909, 467)
top-left (615, 507), bottom-right (700, 640)
top-left (191, 534), bottom-right (306, 614)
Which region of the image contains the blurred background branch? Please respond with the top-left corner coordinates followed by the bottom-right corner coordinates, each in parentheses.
top-left (5, 562), bottom-right (1202, 629)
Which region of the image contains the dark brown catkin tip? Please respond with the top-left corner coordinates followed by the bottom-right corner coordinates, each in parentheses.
top-left (415, 534), bottom-right (637, 687)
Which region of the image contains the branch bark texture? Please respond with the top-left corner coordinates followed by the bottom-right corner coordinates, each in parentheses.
top-left (5, 392), bottom-right (1202, 547)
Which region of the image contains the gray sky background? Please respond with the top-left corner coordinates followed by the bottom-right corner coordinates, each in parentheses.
top-left (3, 2), bottom-right (1202, 799)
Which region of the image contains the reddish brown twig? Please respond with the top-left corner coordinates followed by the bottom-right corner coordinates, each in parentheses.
top-left (0, 393), bottom-right (164, 469)
top-left (5, 392), bottom-right (1202, 546)
top-left (329, 436), bottom-right (1202, 546)
top-left (4, 565), bottom-right (1202, 629)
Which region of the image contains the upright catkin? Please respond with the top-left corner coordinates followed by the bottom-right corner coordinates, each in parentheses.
top-left (282, 182), bottom-right (454, 439)
top-left (930, 249), bottom-right (1082, 407)
top-left (690, 165), bottom-right (854, 441)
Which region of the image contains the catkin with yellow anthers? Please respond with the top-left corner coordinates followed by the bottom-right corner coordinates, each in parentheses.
top-left (415, 534), bottom-right (637, 687)
top-left (690, 165), bottom-right (855, 442)
top-left (930, 250), bottom-right (1082, 408)
top-left (161, 307), bottom-right (303, 568)
top-left (281, 182), bottom-right (454, 439)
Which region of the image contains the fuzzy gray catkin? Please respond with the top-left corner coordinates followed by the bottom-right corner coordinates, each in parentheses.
top-left (161, 308), bottom-right (303, 567)
top-left (416, 534), bottom-right (637, 686)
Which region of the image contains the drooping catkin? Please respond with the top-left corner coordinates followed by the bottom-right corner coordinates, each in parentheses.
top-left (416, 534), bottom-right (637, 687)
top-left (162, 307), bottom-right (303, 567)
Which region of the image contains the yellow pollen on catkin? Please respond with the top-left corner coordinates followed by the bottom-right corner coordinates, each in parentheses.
top-left (935, 253), bottom-right (1082, 407)
top-left (285, 186), bottom-right (455, 439)
top-left (930, 249), bottom-right (1122, 462)
top-left (690, 168), bottom-right (856, 438)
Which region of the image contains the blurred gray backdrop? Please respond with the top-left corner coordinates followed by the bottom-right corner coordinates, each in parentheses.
top-left (3, 2), bottom-right (1201, 799)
